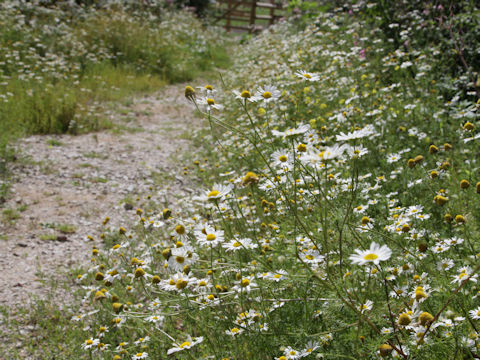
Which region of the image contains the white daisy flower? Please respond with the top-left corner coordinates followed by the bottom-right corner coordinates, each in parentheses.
top-left (225, 327), bottom-right (244, 336)
top-left (349, 242), bottom-right (392, 266)
top-left (81, 338), bottom-right (100, 350)
top-left (132, 353), bottom-right (148, 360)
top-left (195, 225), bottom-right (224, 248)
top-left (295, 70), bottom-right (320, 81)
top-left (222, 237), bottom-right (258, 252)
top-left (198, 96), bottom-right (223, 112)
top-left (254, 85), bottom-right (281, 103)
top-left (469, 307), bottom-right (480, 320)
top-left (167, 336), bottom-right (204, 355)
top-left (196, 183), bottom-right (233, 201)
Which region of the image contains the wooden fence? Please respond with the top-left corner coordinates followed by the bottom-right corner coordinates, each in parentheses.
top-left (213, 0), bottom-right (287, 33)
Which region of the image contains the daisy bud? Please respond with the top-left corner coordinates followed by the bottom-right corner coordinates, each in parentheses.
top-left (184, 85), bottom-right (195, 100)
top-left (463, 122), bottom-right (474, 131)
top-left (378, 344), bottom-right (393, 357)
top-left (175, 279), bottom-right (188, 290)
top-left (429, 145), bottom-right (438, 154)
top-left (444, 213), bottom-right (453, 223)
top-left (240, 90), bottom-right (251, 98)
top-left (134, 267), bottom-right (146, 278)
top-left (242, 171), bottom-right (260, 186)
top-left (111, 295), bottom-right (119, 302)
top-left (455, 214), bottom-right (465, 223)
top-left (162, 248), bottom-right (171, 260)
top-left (419, 311), bottom-right (434, 326)
top-left (94, 291), bottom-right (106, 301)
top-left (398, 313), bottom-right (411, 326)
top-left (152, 275), bottom-right (161, 284)
top-left (361, 216), bottom-right (370, 225)
top-left (434, 195), bottom-right (447, 206)
top-left (414, 155), bottom-right (424, 164)
top-left (476, 182), bottom-right (480, 193)
top-left (418, 242), bottom-right (428, 252)
top-left (407, 158), bottom-right (416, 168)
top-left (112, 302), bottom-right (123, 313)
top-left (175, 224), bottom-right (186, 235)
top-left (460, 179), bottom-right (470, 189)
top-left (241, 278), bottom-right (250, 287)
top-left (444, 143), bottom-right (452, 151)
top-left (440, 161), bottom-right (450, 170)
top-left (297, 143), bottom-right (307, 152)
top-left (415, 288), bottom-right (428, 301)
top-left (430, 170), bottom-right (438, 179)
top-left (402, 224), bottom-right (411, 233)
top-left (95, 272), bottom-right (104, 281)
top-left (119, 227), bottom-right (127, 234)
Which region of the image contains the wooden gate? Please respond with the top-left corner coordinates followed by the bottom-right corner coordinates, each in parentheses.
top-left (213, 0), bottom-right (286, 33)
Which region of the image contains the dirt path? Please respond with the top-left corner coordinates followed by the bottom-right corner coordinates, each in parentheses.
top-left (0, 84), bottom-right (200, 307)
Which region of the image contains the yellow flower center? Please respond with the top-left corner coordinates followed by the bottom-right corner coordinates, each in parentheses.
top-left (263, 91), bottom-right (272, 99)
top-left (241, 279), bottom-right (250, 287)
top-left (240, 90), bottom-right (251, 98)
top-left (305, 254), bottom-right (314, 260)
top-left (86, 339), bottom-right (93, 345)
top-left (363, 253), bottom-right (378, 261)
top-left (176, 256), bottom-right (185, 263)
top-left (180, 341), bottom-right (191, 348)
top-left (274, 274), bottom-right (282, 279)
top-left (279, 155), bottom-right (288, 162)
top-left (233, 241), bottom-right (242, 247)
top-left (136, 353), bottom-right (143, 357)
top-left (207, 98), bottom-right (215, 105)
top-left (206, 233), bottom-right (216, 241)
top-left (303, 73), bottom-right (312, 79)
top-left (205, 85), bottom-right (213, 90)
top-left (208, 190), bottom-right (220, 197)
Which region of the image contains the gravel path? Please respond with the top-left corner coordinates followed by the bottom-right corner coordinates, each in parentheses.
top-left (0, 84), bottom-right (200, 307)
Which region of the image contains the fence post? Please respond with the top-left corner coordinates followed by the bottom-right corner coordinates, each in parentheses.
top-left (269, 0), bottom-right (275, 26)
top-left (226, 0), bottom-right (232, 33)
top-left (249, 0), bottom-right (257, 33)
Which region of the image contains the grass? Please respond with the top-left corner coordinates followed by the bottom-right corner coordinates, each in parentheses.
top-left (39, 234), bottom-right (58, 241)
top-left (0, 285), bottom-right (86, 358)
top-left (46, 139), bottom-right (63, 147)
top-left (0, 3), bottom-right (231, 193)
top-left (1, 208), bottom-right (20, 224)
top-left (55, 224), bottom-right (77, 234)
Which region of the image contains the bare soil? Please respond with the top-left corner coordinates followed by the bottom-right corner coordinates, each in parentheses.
top-left (0, 84), bottom-right (200, 307)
